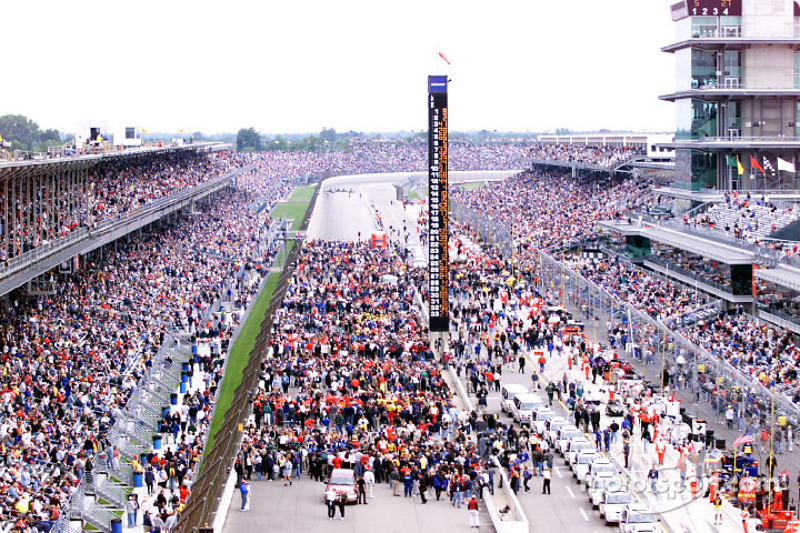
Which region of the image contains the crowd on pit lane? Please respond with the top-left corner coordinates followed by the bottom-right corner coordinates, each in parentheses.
top-left (528, 143), bottom-right (644, 168)
top-left (234, 241), bottom-right (510, 517)
top-left (452, 169), bottom-right (800, 405)
top-left (0, 168), bottom-right (288, 531)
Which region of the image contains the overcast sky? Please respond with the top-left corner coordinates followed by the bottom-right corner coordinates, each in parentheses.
top-left (5, 0), bottom-right (677, 135)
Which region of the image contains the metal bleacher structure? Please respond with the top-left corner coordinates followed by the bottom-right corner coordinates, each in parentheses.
top-left (458, 146), bottom-right (800, 455)
top-left (0, 143), bottom-right (265, 533)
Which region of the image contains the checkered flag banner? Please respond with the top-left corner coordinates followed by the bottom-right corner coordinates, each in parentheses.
top-left (763, 157), bottom-right (776, 175)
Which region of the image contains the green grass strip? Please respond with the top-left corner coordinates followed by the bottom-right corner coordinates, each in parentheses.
top-left (202, 187), bottom-right (314, 461)
top-left (288, 185), bottom-right (316, 203)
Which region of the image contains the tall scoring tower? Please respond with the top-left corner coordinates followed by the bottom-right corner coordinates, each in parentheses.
top-left (428, 75), bottom-right (449, 337)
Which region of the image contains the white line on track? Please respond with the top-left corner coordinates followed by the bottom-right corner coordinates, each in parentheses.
top-left (566, 486), bottom-right (575, 498)
top-left (580, 508), bottom-right (589, 522)
top-left (554, 467), bottom-right (563, 478)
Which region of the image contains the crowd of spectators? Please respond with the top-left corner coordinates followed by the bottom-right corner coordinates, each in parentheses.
top-left (0, 160), bottom-right (288, 531)
top-left (685, 192), bottom-right (800, 244)
top-left (0, 151), bottom-right (250, 266)
top-left (452, 168), bottom-right (800, 405)
top-left (451, 170), bottom-right (660, 254)
top-left (234, 241), bottom-right (508, 516)
top-left (528, 143), bottom-right (644, 168)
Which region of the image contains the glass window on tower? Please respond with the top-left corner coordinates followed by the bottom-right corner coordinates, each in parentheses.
top-left (691, 100), bottom-right (717, 139)
top-left (720, 16), bottom-right (742, 38)
top-left (725, 102), bottom-right (741, 138)
top-left (691, 16), bottom-right (718, 38)
top-left (692, 151), bottom-right (718, 191)
top-left (723, 51), bottom-right (741, 89)
top-left (794, 52), bottom-right (800, 89)
top-left (692, 49), bottom-right (718, 89)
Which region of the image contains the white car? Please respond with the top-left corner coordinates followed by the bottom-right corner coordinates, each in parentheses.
top-left (510, 393), bottom-right (544, 426)
top-left (618, 505), bottom-right (659, 533)
top-left (571, 450), bottom-right (601, 481)
top-left (556, 426), bottom-right (583, 455)
top-left (583, 459), bottom-right (618, 485)
top-left (587, 473), bottom-right (624, 507)
top-left (532, 407), bottom-right (557, 435)
top-left (500, 384), bottom-right (529, 413)
top-left (599, 490), bottom-right (634, 524)
top-left (565, 439), bottom-right (596, 466)
top-left (543, 416), bottom-right (570, 445)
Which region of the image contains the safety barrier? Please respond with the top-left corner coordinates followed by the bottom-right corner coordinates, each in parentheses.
top-left (173, 181), bottom-right (322, 533)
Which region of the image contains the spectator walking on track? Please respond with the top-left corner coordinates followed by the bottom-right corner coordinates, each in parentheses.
top-left (468, 496), bottom-right (480, 528)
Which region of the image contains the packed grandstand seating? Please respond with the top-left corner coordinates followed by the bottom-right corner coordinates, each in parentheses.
top-left (3, 139), bottom-right (800, 529)
top-left (0, 158), bottom-right (288, 529)
top-left (686, 195), bottom-right (800, 242)
top-left (453, 169), bottom-right (800, 403)
top-left (528, 143), bottom-right (644, 168)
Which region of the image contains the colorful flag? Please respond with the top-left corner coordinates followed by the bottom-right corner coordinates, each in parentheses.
top-left (736, 155), bottom-right (744, 175)
top-left (778, 157), bottom-right (796, 173)
top-left (438, 50), bottom-right (450, 65)
top-left (141, 128), bottom-right (150, 135)
top-left (750, 155), bottom-right (764, 173)
top-left (177, 128), bottom-right (183, 133)
top-left (733, 434), bottom-right (754, 447)
top-left (763, 157), bottom-right (775, 175)
top-left (725, 155), bottom-right (737, 168)
top-left (0, 133), bottom-right (3, 142)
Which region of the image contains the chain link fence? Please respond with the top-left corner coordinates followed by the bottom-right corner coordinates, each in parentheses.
top-left (537, 251), bottom-right (800, 437)
top-left (173, 181), bottom-right (322, 533)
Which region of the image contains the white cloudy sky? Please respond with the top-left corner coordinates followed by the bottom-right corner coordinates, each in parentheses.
top-left (4, 0), bottom-right (677, 134)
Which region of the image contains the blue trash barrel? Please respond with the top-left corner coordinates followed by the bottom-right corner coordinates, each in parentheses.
top-left (132, 471), bottom-right (143, 488)
top-left (181, 371), bottom-right (189, 384)
top-left (170, 393), bottom-right (178, 406)
top-left (180, 381), bottom-right (187, 394)
top-left (153, 435), bottom-right (162, 450)
top-left (111, 518), bottom-right (122, 533)
top-left (161, 406), bottom-right (170, 417)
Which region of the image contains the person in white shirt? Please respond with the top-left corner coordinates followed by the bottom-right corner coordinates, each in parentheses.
top-left (364, 468), bottom-right (375, 498)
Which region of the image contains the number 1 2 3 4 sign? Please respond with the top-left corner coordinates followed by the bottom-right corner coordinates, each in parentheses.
top-left (687, 0), bottom-right (742, 17)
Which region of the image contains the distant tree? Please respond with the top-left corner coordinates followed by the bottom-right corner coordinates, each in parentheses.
top-left (191, 131), bottom-right (207, 142)
top-left (320, 127), bottom-right (337, 142)
top-left (0, 114), bottom-right (55, 151)
top-left (236, 127), bottom-right (263, 152)
top-left (555, 127), bottom-right (571, 135)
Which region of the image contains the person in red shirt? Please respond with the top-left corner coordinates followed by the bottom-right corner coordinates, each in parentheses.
top-left (467, 496), bottom-right (479, 528)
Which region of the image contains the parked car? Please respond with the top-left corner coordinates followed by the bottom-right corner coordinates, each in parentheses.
top-left (324, 468), bottom-right (357, 504)
top-left (583, 459), bottom-right (619, 485)
top-left (556, 426), bottom-right (584, 455)
top-left (500, 383), bottom-right (529, 413)
top-left (571, 450), bottom-right (601, 481)
top-left (565, 439), bottom-right (596, 466)
top-left (511, 393), bottom-right (544, 426)
top-left (532, 407), bottom-right (557, 435)
top-left (543, 416), bottom-right (570, 445)
top-left (606, 400), bottom-right (625, 417)
top-left (586, 473), bottom-right (623, 506)
top-left (599, 490), bottom-right (634, 524)
top-left (618, 504), bottom-right (659, 533)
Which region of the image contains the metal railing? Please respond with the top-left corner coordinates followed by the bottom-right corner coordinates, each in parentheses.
top-left (537, 251), bottom-right (800, 432)
top-left (0, 165), bottom-right (253, 283)
top-left (174, 180), bottom-right (323, 533)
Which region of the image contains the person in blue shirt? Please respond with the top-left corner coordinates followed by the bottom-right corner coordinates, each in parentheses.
top-left (239, 480), bottom-right (250, 511)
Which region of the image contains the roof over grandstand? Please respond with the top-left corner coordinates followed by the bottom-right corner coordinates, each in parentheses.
top-left (0, 142), bottom-right (231, 172)
top-left (754, 266), bottom-right (800, 292)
